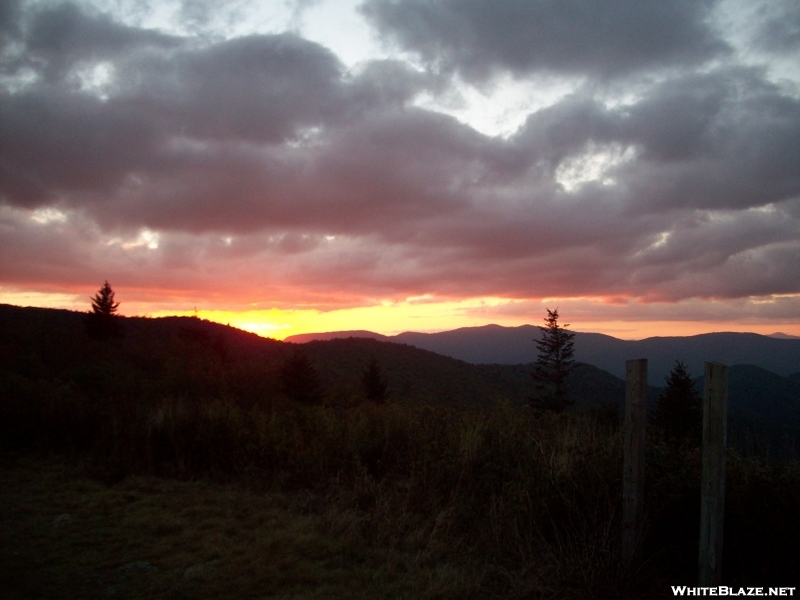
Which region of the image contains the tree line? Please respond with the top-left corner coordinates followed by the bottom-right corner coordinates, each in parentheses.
top-left (87, 282), bottom-right (702, 435)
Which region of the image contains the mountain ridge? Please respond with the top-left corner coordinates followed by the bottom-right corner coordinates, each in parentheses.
top-left (285, 325), bottom-right (800, 384)
top-left (1, 304), bottom-right (798, 436)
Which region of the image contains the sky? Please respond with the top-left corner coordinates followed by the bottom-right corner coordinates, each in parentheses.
top-left (1, 0), bottom-right (799, 340)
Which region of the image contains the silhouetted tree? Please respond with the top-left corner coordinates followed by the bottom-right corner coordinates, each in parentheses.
top-left (362, 357), bottom-right (388, 403)
top-left (280, 350), bottom-right (324, 405)
top-left (529, 308), bottom-right (575, 412)
top-left (652, 360), bottom-right (701, 445)
top-left (86, 280), bottom-right (122, 340)
top-left (91, 281), bottom-right (119, 315)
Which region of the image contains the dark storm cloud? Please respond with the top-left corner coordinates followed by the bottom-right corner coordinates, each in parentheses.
top-left (1, 0), bottom-right (799, 313)
top-left (103, 106), bottom-right (492, 235)
top-left (24, 2), bottom-right (181, 80)
top-left (0, 90), bottom-right (162, 206)
top-left (121, 33), bottom-right (346, 142)
top-left (360, 0), bottom-right (728, 80)
top-left (348, 59), bottom-right (445, 111)
top-left (0, 0), bottom-right (22, 39)
top-left (0, 3), bottom-right (444, 212)
top-left (512, 67), bottom-right (800, 213)
top-left (751, 0), bottom-right (800, 53)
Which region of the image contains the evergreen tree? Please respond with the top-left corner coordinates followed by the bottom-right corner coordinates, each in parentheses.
top-left (86, 281), bottom-right (122, 340)
top-left (361, 357), bottom-right (388, 403)
top-left (652, 360), bottom-right (701, 445)
top-left (529, 308), bottom-right (575, 412)
top-left (91, 281), bottom-right (120, 316)
top-left (280, 351), bottom-right (324, 405)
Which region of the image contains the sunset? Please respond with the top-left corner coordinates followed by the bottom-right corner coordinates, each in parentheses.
top-left (2, 0), bottom-right (799, 339)
top-left (2, 2), bottom-right (800, 596)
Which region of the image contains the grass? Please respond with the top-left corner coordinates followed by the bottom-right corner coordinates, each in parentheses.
top-left (0, 453), bottom-right (487, 599)
top-left (1, 403), bottom-right (642, 599)
top-left (2, 387), bottom-right (799, 598)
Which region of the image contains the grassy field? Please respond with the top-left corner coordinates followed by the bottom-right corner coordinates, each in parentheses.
top-left (0, 453), bottom-right (486, 600)
top-left (2, 407), bottom-right (799, 599)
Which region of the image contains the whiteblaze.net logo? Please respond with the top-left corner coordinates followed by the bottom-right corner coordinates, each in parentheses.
top-left (672, 588), bottom-right (796, 597)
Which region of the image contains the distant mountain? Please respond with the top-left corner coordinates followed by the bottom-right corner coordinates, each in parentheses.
top-left (289, 325), bottom-right (800, 385)
top-left (721, 365), bottom-right (800, 457)
top-left (285, 330), bottom-right (390, 343)
top-left (769, 332), bottom-right (800, 339)
top-left (599, 332), bottom-right (800, 384)
top-left (681, 365), bottom-right (800, 429)
top-left (721, 365), bottom-right (800, 427)
top-left (289, 324), bottom-right (625, 367)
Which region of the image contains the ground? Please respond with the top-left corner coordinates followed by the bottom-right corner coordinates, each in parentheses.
top-left (0, 454), bottom-right (475, 600)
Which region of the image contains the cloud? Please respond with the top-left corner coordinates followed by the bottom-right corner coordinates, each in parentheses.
top-left (510, 67), bottom-right (800, 211)
top-left (360, 0), bottom-right (728, 81)
top-left (0, 0), bottom-right (23, 42)
top-left (126, 33), bottom-right (347, 141)
top-left (463, 294), bottom-right (800, 331)
top-left (750, 0), bottom-right (800, 53)
top-left (0, 0), bottom-right (799, 322)
top-left (287, 0), bottom-right (326, 31)
top-left (24, 2), bottom-right (181, 81)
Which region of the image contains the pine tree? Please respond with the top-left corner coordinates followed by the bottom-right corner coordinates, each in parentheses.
top-left (86, 281), bottom-right (122, 340)
top-left (362, 357), bottom-right (388, 403)
top-left (91, 281), bottom-right (120, 316)
top-left (652, 360), bottom-right (701, 445)
top-left (280, 351), bottom-right (324, 405)
top-left (529, 308), bottom-right (575, 412)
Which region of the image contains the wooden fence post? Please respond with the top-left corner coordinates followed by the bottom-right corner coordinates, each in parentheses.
top-left (622, 358), bottom-right (647, 564)
top-left (699, 361), bottom-right (728, 586)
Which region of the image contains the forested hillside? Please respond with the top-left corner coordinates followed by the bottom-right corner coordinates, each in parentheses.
top-left (3, 304), bottom-right (798, 431)
top-left (0, 304), bottom-right (630, 411)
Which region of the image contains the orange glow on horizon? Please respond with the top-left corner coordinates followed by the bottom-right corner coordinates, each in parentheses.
top-left (151, 296), bottom-right (521, 340)
top-left (155, 310), bottom-right (800, 341)
top-left (2, 288), bottom-right (799, 341)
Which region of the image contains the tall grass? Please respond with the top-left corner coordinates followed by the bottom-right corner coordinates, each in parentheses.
top-left (2, 378), bottom-right (798, 597)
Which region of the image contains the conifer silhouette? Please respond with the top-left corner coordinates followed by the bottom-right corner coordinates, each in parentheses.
top-left (652, 360), bottom-right (701, 445)
top-left (529, 308), bottom-right (575, 412)
top-left (280, 351), bottom-right (324, 405)
top-left (86, 280), bottom-right (122, 340)
top-left (362, 358), bottom-right (389, 403)
top-left (91, 281), bottom-right (120, 316)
